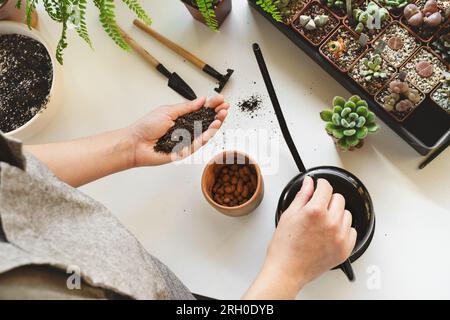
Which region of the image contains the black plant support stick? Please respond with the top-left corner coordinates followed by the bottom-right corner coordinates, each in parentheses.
top-left (252, 43), bottom-right (307, 173)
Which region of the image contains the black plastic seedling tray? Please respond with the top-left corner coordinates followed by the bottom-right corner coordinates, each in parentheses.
top-left (248, 0), bottom-right (450, 155)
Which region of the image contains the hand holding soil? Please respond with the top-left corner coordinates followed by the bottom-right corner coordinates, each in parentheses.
top-left (128, 95), bottom-right (229, 166)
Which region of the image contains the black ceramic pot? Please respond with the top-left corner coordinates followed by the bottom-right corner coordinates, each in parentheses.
top-left (276, 166), bottom-right (376, 274)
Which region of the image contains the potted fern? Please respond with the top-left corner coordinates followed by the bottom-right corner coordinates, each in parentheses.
top-left (181, 0), bottom-right (232, 30)
top-left (1, 0), bottom-right (152, 64)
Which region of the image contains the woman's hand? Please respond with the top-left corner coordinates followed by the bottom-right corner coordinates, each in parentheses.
top-left (128, 95), bottom-right (229, 167)
top-left (26, 95), bottom-right (228, 187)
top-left (243, 177), bottom-right (357, 300)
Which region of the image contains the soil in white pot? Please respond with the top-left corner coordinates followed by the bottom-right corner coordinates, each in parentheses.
top-left (0, 33), bottom-right (53, 133)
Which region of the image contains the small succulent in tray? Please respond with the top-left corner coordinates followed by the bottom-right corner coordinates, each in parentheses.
top-left (360, 54), bottom-right (388, 79)
top-left (375, 74), bottom-right (424, 121)
top-left (349, 1), bottom-right (390, 41)
top-left (349, 51), bottom-right (395, 94)
top-left (430, 28), bottom-right (450, 63)
top-left (402, 47), bottom-right (447, 93)
top-left (320, 26), bottom-right (367, 72)
top-left (431, 75), bottom-right (450, 113)
top-left (374, 22), bottom-right (420, 68)
top-left (298, 14), bottom-right (329, 30)
top-left (276, 0), bottom-right (311, 23)
top-left (378, 0), bottom-right (412, 17)
top-left (322, 0), bottom-right (356, 17)
top-left (403, 0), bottom-right (444, 41)
top-left (292, 1), bottom-right (340, 45)
top-left (320, 95), bottom-right (379, 150)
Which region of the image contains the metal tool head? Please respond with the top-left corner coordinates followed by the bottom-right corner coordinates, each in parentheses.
top-left (215, 68), bottom-right (234, 93)
top-left (168, 72), bottom-right (197, 101)
top-left (202, 64), bottom-right (234, 93)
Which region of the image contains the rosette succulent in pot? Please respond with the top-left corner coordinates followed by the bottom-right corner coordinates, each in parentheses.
top-left (360, 54), bottom-right (388, 80)
top-left (320, 96), bottom-right (379, 150)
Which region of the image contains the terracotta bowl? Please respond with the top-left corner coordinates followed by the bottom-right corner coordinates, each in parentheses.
top-left (201, 151), bottom-right (264, 217)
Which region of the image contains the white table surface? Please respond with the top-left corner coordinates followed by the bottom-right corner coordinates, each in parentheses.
top-left (26, 0), bottom-right (450, 299)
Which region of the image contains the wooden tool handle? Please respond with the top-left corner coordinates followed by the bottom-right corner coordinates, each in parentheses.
top-left (133, 19), bottom-right (206, 70)
top-left (117, 25), bottom-right (160, 68)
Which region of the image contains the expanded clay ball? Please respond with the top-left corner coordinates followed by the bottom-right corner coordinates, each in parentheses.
top-left (212, 164), bottom-right (258, 207)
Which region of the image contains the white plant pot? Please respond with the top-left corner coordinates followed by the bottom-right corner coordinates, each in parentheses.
top-left (0, 21), bottom-right (62, 140)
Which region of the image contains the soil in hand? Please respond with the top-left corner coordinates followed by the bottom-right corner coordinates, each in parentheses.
top-left (154, 107), bottom-right (216, 154)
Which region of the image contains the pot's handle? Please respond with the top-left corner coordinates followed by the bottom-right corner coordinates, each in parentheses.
top-left (339, 259), bottom-right (355, 282)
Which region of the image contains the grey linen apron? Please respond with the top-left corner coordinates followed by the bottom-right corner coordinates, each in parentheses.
top-left (0, 132), bottom-right (194, 300)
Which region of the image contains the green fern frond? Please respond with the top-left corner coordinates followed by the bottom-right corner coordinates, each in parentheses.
top-left (73, 0), bottom-right (93, 48)
top-left (196, 0), bottom-right (219, 31)
top-left (42, 0), bottom-right (62, 22)
top-left (25, 0), bottom-right (37, 28)
top-left (56, 0), bottom-right (68, 64)
top-left (94, 0), bottom-right (130, 50)
top-left (256, 0), bottom-right (282, 22)
top-left (121, 0), bottom-right (152, 25)
top-left (19, 0), bottom-right (151, 64)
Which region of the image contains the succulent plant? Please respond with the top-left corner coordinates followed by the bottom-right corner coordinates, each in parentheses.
top-left (277, 0), bottom-right (308, 21)
top-left (431, 32), bottom-right (450, 63)
top-left (320, 96), bottom-right (379, 150)
top-left (327, 38), bottom-right (346, 58)
top-left (437, 75), bottom-right (450, 102)
top-left (299, 14), bottom-right (330, 30)
top-left (324, 0), bottom-right (356, 13)
top-left (383, 79), bottom-right (422, 112)
top-left (378, 0), bottom-right (411, 10)
top-left (437, 83), bottom-right (450, 100)
top-left (324, 0), bottom-right (346, 9)
top-left (431, 74), bottom-right (449, 112)
top-left (404, 0), bottom-right (443, 28)
top-left (353, 1), bottom-right (389, 33)
top-left (359, 54), bottom-right (389, 80)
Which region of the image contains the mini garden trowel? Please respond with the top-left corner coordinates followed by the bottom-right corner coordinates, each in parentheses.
top-left (118, 26), bottom-right (197, 100)
top-left (133, 19), bottom-right (234, 93)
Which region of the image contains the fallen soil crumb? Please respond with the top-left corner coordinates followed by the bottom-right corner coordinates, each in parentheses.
top-left (154, 107), bottom-right (216, 154)
top-left (237, 95), bottom-right (263, 116)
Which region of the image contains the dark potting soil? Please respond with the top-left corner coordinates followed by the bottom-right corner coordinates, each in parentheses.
top-left (154, 107), bottom-right (216, 154)
top-left (0, 34), bottom-right (53, 133)
top-left (237, 95), bottom-right (262, 116)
